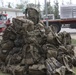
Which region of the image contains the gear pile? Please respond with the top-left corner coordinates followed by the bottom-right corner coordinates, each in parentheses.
top-left (0, 18), bottom-right (76, 75)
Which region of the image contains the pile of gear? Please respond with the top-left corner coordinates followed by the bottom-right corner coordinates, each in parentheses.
top-left (0, 6), bottom-right (76, 75)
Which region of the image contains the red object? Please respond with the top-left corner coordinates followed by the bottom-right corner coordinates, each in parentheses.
top-left (5, 19), bottom-right (11, 26)
top-left (42, 18), bottom-right (76, 24)
top-left (0, 21), bottom-right (3, 24)
top-left (6, 19), bottom-right (10, 24)
top-left (3, 14), bottom-right (7, 16)
top-left (45, 18), bottom-right (48, 20)
top-left (0, 14), bottom-right (8, 33)
top-left (0, 27), bottom-right (5, 32)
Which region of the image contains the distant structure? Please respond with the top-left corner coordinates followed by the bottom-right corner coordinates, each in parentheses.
top-left (60, 5), bottom-right (76, 19)
top-left (62, 0), bottom-right (72, 5)
top-left (0, 7), bottom-right (24, 22)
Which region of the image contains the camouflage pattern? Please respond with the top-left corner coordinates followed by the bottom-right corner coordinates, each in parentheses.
top-left (24, 5), bottom-right (40, 25)
top-left (0, 7), bottom-right (76, 75)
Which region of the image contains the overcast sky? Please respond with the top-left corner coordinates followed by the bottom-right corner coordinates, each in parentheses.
top-left (1, 0), bottom-right (76, 9)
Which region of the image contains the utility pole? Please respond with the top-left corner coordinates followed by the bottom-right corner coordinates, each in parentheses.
top-left (45, 0), bottom-right (48, 27)
top-left (38, 0), bottom-right (40, 10)
top-left (49, 0), bottom-right (50, 3)
top-left (35, 0), bottom-right (36, 5)
top-left (70, 0), bottom-right (72, 4)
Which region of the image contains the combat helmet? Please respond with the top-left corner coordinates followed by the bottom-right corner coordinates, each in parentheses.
top-left (23, 4), bottom-right (40, 24)
top-left (24, 4), bottom-right (40, 14)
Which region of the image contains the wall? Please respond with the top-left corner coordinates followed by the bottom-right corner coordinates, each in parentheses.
top-left (2, 10), bottom-right (24, 23)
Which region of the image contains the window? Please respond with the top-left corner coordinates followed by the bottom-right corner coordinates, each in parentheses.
top-left (0, 15), bottom-right (7, 20)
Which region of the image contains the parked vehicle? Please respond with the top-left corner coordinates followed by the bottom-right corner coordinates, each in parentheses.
top-left (0, 14), bottom-right (11, 33)
top-left (43, 5), bottom-right (76, 32)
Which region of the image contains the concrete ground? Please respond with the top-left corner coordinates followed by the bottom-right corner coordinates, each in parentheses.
top-left (60, 28), bottom-right (76, 39)
top-left (71, 34), bottom-right (76, 40)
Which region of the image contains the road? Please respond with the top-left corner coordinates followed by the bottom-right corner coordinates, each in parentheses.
top-left (60, 28), bottom-right (76, 40)
top-left (71, 34), bottom-right (76, 40)
top-left (60, 28), bottom-right (76, 56)
top-left (60, 28), bottom-right (76, 33)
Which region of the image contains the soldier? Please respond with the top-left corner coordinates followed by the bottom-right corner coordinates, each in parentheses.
top-left (0, 4), bottom-right (76, 75)
top-left (22, 5), bottom-right (46, 75)
top-left (24, 4), bottom-right (40, 24)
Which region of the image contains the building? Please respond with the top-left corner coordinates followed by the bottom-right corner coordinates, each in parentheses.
top-left (60, 5), bottom-right (76, 19)
top-left (0, 7), bottom-right (24, 22)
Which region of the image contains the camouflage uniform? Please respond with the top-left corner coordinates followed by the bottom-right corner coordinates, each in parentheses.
top-left (23, 6), bottom-right (46, 75)
top-left (0, 4), bottom-right (76, 75)
top-left (45, 27), bottom-right (75, 75)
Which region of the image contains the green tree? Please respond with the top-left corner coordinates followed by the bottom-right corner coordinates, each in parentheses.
top-left (8, 2), bottom-right (12, 8)
top-left (27, 3), bottom-right (41, 11)
top-left (16, 4), bottom-right (24, 9)
top-left (15, 1), bottom-right (27, 9)
top-left (53, 0), bottom-right (60, 19)
top-left (43, 2), bottom-right (54, 15)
